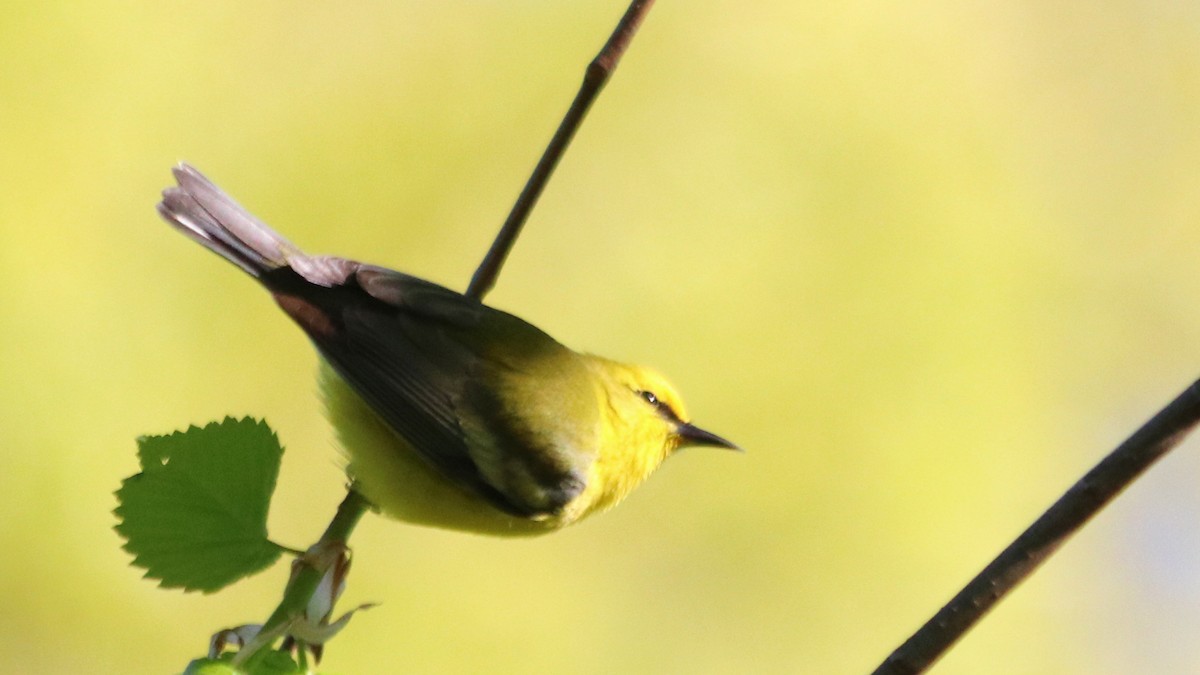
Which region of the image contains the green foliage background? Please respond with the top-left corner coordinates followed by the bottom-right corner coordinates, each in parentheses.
top-left (3, 2), bottom-right (1200, 672)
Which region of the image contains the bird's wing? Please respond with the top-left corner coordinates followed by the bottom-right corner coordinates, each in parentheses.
top-left (282, 263), bottom-right (573, 517)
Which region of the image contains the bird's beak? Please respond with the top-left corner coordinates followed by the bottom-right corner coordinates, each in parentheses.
top-left (677, 422), bottom-right (741, 451)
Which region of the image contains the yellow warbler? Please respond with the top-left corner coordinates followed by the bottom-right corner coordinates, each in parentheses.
top-left (158, 164), bottom-right (736, 536)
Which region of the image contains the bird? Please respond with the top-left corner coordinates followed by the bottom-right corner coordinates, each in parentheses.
top-left (157, 163), bottom-right (737, 536)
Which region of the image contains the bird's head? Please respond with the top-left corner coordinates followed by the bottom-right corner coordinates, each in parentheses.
top-left (574, 356), bottom-right (738, 517)
top-left (596, 359), bottom-right (739, 458)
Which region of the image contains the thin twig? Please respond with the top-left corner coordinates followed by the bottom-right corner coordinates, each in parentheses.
top-left (873, 379), bottom-right (1200, 674)
top-left (465, 0), bottom-right (656, 301)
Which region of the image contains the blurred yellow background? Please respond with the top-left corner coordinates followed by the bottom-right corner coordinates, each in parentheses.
top-left (3, 1), bottom-right (1200, 673)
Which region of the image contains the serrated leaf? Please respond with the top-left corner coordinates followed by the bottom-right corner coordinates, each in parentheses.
top-left (115, 417), bottom-right (285, 593)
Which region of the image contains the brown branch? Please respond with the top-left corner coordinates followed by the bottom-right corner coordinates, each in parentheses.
top-left (465, 0), bottom-right (656, 301)
top-left (873, 378), bottom-right (1200, 674)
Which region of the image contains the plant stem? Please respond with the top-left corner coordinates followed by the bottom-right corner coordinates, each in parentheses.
top-left (873, 378), bottom-right (1200, 674)
top-left (319, 487), bottom-right (371, 543)
top-left (465, 0), bottom-right (656, 301)
top-left (235, 488), bottom-right (371, 668)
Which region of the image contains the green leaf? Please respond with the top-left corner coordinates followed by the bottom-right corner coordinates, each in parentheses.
top-left (184, 651), bottom-right (304, 675)
top-left (114, 417), bottom-right (285, 593)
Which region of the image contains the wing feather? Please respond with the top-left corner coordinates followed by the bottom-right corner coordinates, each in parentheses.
top-left (297, 269), bottom-right (544, 516)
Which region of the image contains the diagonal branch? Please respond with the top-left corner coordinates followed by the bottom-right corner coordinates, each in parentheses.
top-left (873, 378), bottom-right (1200, 674)
top-left (466, 0), bottom-right (656, 301)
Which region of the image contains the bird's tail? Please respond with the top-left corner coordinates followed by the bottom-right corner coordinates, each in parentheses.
top-left (157, 163), bottom-right (302, 279)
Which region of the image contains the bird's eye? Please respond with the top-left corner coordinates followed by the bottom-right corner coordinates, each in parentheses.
top-left (637, 389), bottom-right (681, 422)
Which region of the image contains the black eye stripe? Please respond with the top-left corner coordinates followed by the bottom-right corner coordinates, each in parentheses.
top-left (637, 389), bottom-right (681, 422)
